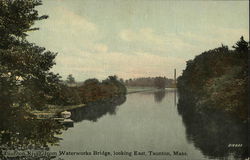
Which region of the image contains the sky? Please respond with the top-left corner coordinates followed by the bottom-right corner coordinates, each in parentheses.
top-left (28, 0), bottom-right (249, 81)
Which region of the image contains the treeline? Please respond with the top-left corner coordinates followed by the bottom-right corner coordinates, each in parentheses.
top-left (50, 75), bottom-right (127, 106)
top-left (125, 77), bottom-right (174, 88)
top-left (177, 37), bottom-right (249, 120)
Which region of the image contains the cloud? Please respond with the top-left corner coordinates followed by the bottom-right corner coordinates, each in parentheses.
top-left (53, 24), bottom-right (249, 81)
top-left (120, 28), bottom-right (164, 45)
top-left (29, 3), bottom-right (248, 81)
top-left (93, 43), bottom-right (108, 53)
top-left (46, 6), bottom-right (98, 37)
top-left (29, 6), bottom-right (106, 54)
top-left (119, 28), bottom-right (197, 56)
top-left (119, 26), bottom-right (249, 59)
top-left (181, 26), bottom-right (249, 51)
top-left (119, 28), bottom-right (166, 47)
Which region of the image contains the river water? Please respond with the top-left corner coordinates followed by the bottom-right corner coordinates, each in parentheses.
top-left (49, 89), bottom-right (247, 160)
top-left (0, 89), bottom-right (247, 160)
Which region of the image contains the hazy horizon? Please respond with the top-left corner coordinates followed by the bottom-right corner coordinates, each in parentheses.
top-left (28, 0), bottom-right (249, 81)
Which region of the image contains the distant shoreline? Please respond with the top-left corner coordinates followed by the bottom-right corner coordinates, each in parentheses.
top-left (126, 86), bottom-right (176, 94)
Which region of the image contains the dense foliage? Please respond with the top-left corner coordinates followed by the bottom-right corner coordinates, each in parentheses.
top-left (50, 75), bottom-right (126, 106)
top-left (0, 0), bottom-right (61, 110)
top-left (177, 37), bottom-right (249, 120)
top-left (66, 74), bottom-right (76, 84)
top-left (154, 77), bottom-right (167, 89)
top-left (78, 76), bottom-right (127, 104)
top-left (0, 0), bottom-right (48, 48)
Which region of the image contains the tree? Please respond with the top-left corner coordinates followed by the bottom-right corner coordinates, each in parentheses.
top-left (0, 0), bottom-right (61, 110)
top-left (66, 74), bottom-right (76, 84)
top-left (154, 77), bottom-right (166, 89)
top-left (119, 78), bottom-right (124, 84)
top-left (232, 36), bottom-right (249, 53)
top-left (108, 75), bottom-right (118, 81)
top-left (0, 0), bottom-right (48, 48)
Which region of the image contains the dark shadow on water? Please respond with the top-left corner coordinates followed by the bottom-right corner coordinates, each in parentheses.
top-left (69, 95), bottom-right (127, 123)
top-left (177, 92), bottom-right (248, 160)
top-left (137, 88), bottom-right (177, 104)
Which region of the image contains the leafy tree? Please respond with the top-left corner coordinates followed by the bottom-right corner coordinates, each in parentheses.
top-left (108, 75), bottom-right (118, 81)
top-left (66, 74), bottom-right (76, 84)
top-left (0, 0), bottom-right (61, 110)
top-left (84, 78), bottom-right (100, 86)
top-left (52, 84), bottom-right (82, 105)
top-left (0, 0), bottom-right (48, 48)
top-left (119, 78), bottom-right (124, 84)
top-left (232, 36), bottom-right (249, 54)
top-left (78, 78), bottom-right (100, 103)
top-left (77, 76), bottom-right (127, 104)
top-left (154, 77), bottom-right (166, 89)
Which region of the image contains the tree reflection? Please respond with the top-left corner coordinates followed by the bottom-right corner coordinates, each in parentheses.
top-left (153, 90), bottom-right (166, 103)
top-left (69, 95), bottom-right (126, 122)
top-left (0, 106), bottom-right (64, 160)
top-left (177, 93), bottom-right (248, 159)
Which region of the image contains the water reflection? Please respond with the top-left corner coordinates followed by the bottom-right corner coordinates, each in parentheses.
top-left (137, 89), bottom-right (177, 104)
top-left (69, 95), bottom-right (126, 123)
top-left (153, 90), bottom-right (166, 103)
top-left (174, 89), bottom-right (177, 106)
top-left (177, 93), bottom-right (248, 159)
top-left (3, 90), bottom-right (247, 160)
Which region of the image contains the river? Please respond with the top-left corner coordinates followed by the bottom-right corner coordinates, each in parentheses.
top-left (48, 89), bottom-right (247, 160)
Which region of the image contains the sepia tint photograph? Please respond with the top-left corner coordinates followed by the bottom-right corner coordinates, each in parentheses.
top-left (0, 0), bottom-right (249, 160)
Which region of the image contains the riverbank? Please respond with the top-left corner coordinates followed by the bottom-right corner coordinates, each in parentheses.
top-left (177, 38), bottom-right (248, 120)
top-left (126, 86), bottom-right (176, 94)
top-left (127, 86), bottom-right (156, 94)
top-left (32, 87), bottom-right (173, 118)
top-left (32, 87), bottom-right (153, 116)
